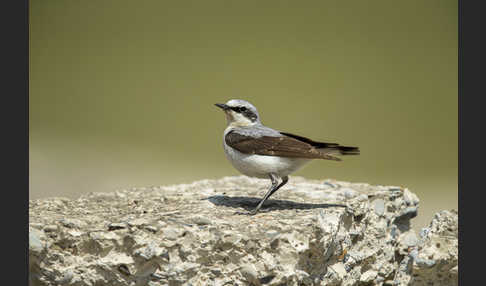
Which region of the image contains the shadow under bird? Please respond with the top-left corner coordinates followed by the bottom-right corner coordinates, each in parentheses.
top-left (215, 99), bottom-right (360, 215)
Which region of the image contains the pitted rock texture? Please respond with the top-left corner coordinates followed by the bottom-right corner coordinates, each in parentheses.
top-left (29, 176), bottom-right (458, 286)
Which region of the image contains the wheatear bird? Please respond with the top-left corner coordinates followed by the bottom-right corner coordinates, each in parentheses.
top-left (215, 99), bottom-right (359, 215)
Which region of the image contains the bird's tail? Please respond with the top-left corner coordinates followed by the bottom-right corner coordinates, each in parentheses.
top-left (319, 145), bottom-right (360, 156)
top-left (336, 145), bottom-right (360, 155)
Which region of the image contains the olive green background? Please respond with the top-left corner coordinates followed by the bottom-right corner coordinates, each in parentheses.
top-left (30, 0), bottom-right (457, 230)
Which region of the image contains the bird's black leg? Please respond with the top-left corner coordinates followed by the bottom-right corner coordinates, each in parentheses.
top-left (268, 175), bottom-right (289, 198)
top-left (249, 174), bottom-right (289, 215)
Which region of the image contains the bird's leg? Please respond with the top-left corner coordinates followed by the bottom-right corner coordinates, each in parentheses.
top-left (268, 175), bottom-right (289, 198)
top-left (249, 174), bottom-right (289, 215)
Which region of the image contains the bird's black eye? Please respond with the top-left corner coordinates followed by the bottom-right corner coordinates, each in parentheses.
top-left (240, 106), bottom-right (247, 112)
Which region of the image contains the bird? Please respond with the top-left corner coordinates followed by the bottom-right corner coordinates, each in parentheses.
top-left (215, 99), bottom-right (360, 215)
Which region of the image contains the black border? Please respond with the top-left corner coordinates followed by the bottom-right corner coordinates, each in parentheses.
top-left (2, 0), bottom-right (29, 283)
top-left (459, 0), bottom-right (485, 284)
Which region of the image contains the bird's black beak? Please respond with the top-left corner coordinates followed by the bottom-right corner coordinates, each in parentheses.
top-left (215, 103), bottom-right (230, 111)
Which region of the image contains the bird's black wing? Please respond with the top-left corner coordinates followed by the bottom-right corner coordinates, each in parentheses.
top-left (225, 130), bottom-right (341, 160)
top-left (279, 131), bottom-right (360, 155)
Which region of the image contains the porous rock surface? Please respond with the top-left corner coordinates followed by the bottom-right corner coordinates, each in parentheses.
top-left (29, 176), bottom-right (458, 286)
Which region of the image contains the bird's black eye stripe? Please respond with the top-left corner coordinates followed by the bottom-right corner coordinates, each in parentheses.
top-left (230, 106), bottom-right (247, 113)
top-left (230, 106), bottom-right (257, 121)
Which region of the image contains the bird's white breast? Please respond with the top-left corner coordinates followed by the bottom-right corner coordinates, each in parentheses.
top-left (222, 128), bottom-right (311, 178)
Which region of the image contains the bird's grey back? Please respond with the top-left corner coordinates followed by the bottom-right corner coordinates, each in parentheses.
top-left (228, 124), bottom-right (282, 138)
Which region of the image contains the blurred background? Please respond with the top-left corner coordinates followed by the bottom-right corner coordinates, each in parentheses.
top-left (30, 0), bottom-right (457, 230)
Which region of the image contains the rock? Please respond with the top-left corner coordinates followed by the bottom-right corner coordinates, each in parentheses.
top-left (144, 225), bottom-right (158, 233)
top-left (29, 176), bottom-right (458, 286)
top-left (329, 262), bottom-right (347, 279)
top-left (192, 216), bottom-right (212, 225)
top-left (373, 198), bottom-right (386, 216)
top-left (395, 206), bottom-right (418, 222)
top-left (403, 188), bottom-right (419, 206)
top-left (56, 269), bottom-right (74, 284)
top-left (400, 231), bottom-right (419, 248)
top-left (161, 226), bottom-right (181, 240)
top-left (411, 210), bottom-right (458, 286)
top-left (29, 227), bottom-right (48, 286)
top-left (127, 217), bottom-right (148, 227)
top-left (240, 264), bottom-right (260, 285)
top-left (43, 225), bottom-right (58, 232)
top-left (108, 222), bottom-right (127, 231)
top-left (60, 218), bottom-right (86, 229)
top-left (360, 270), bottom-right (378, 283)
top-left (29, 227), bottom-right (45, 254)
top-left (340, 187), bottom-right (358, 199)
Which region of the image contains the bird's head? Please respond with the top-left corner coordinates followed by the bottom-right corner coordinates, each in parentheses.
top-left (215, 99), bottom-right (261, 127)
